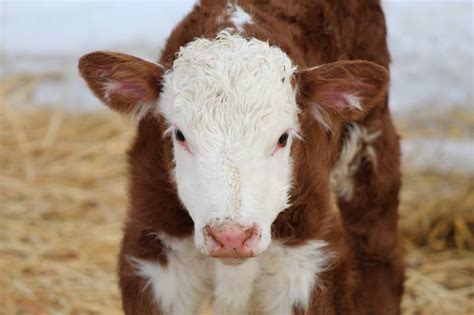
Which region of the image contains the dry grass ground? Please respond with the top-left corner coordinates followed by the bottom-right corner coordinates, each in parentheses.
top-left (1, 76), bottom-right (473, 314)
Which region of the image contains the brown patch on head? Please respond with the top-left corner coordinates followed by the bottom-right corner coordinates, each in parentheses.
top-left (127, 117), bottom-right (195, 238)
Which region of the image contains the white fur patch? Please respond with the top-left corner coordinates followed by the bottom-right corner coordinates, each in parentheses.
top-left (130, 101), bottom-right (155, 122)
top-left (131, 237), bottom-right (331, 314)
top-left (213, 258), bottom-right (260, 314)
top-left (310, 105), bottom-right (332, 132)
top-left (228, 4), bottom-right (253, 32)
top-left (343, 93), bottom-right (362, 110)
top-left (330, 123), bottom-right (381, 200)
top-left (158, 31), bottom-right (299, 257)
top-left (308, 93), bottom-right (362, 132)
top-left (129, 235), bottom-right (213, 315)
top-left (103, 81), bottom-right (120, 102)
top-left (252, 241), bottom-right (332, 313)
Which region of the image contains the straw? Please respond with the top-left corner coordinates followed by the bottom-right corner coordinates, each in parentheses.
top-left (1, 74), bottom-right (472, 314)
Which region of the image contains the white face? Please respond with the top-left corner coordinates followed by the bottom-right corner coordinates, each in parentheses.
top-left (158, 32), bottom-right (300, 258)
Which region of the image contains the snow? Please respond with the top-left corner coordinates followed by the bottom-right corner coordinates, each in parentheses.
top-left (1, 0), bottom-right (197, 109)
top-left (403, 139), bottom-right (474, 174)
top-left (2, 0), bottom-right (471, 110)
top-left (383, 0), bottom-right (473, 113)
top-left (1, 0), bottom-right (195, 58)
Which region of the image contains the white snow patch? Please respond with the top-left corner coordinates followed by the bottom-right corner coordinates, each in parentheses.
top-left (402, 138), bottom-right (474, 174)
top-left (383, 0), bottom-right (473, 113)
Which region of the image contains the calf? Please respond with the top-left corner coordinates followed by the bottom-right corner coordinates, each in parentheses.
top-left (79, 0), bottom-right (403, 314)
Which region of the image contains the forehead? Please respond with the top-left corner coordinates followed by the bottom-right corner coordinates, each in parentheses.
top-left (159, 32), bottom-right (299, 134)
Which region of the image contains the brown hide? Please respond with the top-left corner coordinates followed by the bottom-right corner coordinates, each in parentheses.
top-left (113, 0), bottom-right (403, 314)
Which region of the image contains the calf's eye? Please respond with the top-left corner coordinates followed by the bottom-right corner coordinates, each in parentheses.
top-left (175, 129), bottom-right (186, 142)
top-left (278, 132), bottom-right (289, 147)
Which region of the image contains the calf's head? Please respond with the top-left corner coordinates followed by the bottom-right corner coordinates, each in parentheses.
top-left (79, 33), bottom-right (388, 261)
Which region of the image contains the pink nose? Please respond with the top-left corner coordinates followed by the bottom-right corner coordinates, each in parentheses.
top-left (205, 223), bottom-right (260, 258)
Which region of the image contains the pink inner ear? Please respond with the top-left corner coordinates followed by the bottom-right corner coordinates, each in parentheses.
top-left (105, 80), bottom-right (148, 100)
top-left (320, 76), bottom-right (371, 110)
top-left (322, 89), bottom-right (360, 110)
top-left (325, 89), bottom-right (346, 108)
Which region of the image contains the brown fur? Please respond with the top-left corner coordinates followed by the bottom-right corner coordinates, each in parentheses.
top-left (296, 60), bottom-right (389, 123)
top-left (78, 0), bottom-right (403, 314)
top-left (79, 52), bottom-right (164, 115)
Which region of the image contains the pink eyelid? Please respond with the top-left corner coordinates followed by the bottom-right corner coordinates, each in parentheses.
top-left (271, 128), bottom-right (292, 156)
top-left (179, 141), bottom-right (191, 153)
top-left (172, 124), bottom-right (191, 153)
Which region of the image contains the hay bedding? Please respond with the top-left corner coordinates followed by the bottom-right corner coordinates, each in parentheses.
top-left (1, 75), bottom-right (473, 314)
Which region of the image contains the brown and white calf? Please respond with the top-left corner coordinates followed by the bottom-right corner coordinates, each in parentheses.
top-left (79, 0), bottom-right (404, 314)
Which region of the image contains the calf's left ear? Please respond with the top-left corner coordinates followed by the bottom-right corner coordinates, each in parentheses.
top-left (78, 51), bottom-right (164, 119)
top-left (296, 60), bottom-right (389, 127)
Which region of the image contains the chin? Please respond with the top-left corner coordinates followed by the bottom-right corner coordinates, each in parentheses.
top-left (217, 258), bottom-right (250, 266)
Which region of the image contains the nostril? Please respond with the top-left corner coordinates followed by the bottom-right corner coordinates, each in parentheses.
top-left (206, 223), bottom-right (257, 249)
top-left (205, 224), bottom-right (223, 247)
top-left (242, 227), bottom-right (253, 242)
top-left (204, 222), bottom-right (261, 258)
top-left (243, 224), bottom-right (260, 248)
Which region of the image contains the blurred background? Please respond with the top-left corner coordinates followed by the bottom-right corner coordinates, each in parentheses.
top-left (1, 0), bottom-right (472, 314)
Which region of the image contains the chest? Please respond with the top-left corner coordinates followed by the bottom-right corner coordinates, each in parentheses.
top-left (131, 236), bottom-right (331, 315)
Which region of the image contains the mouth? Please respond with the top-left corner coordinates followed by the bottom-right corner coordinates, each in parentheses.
top-left (209, 247), bottom-right (256, 259)
top-left (217, 257), bottom-right (249, 266)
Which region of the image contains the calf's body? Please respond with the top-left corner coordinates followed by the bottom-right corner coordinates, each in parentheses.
top-left (79, 0), bottom-right (403, 314)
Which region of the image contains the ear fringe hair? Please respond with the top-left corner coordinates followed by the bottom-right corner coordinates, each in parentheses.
top-left (130, 101), bottom-right (157, 122)
top-left (310, 104), bottom-right (333, 133)
top-left (162, 124), bottom-right (176, 138)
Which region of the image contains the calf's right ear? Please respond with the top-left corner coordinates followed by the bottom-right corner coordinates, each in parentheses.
top-left (78, 51), bottom-right (165, 119)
